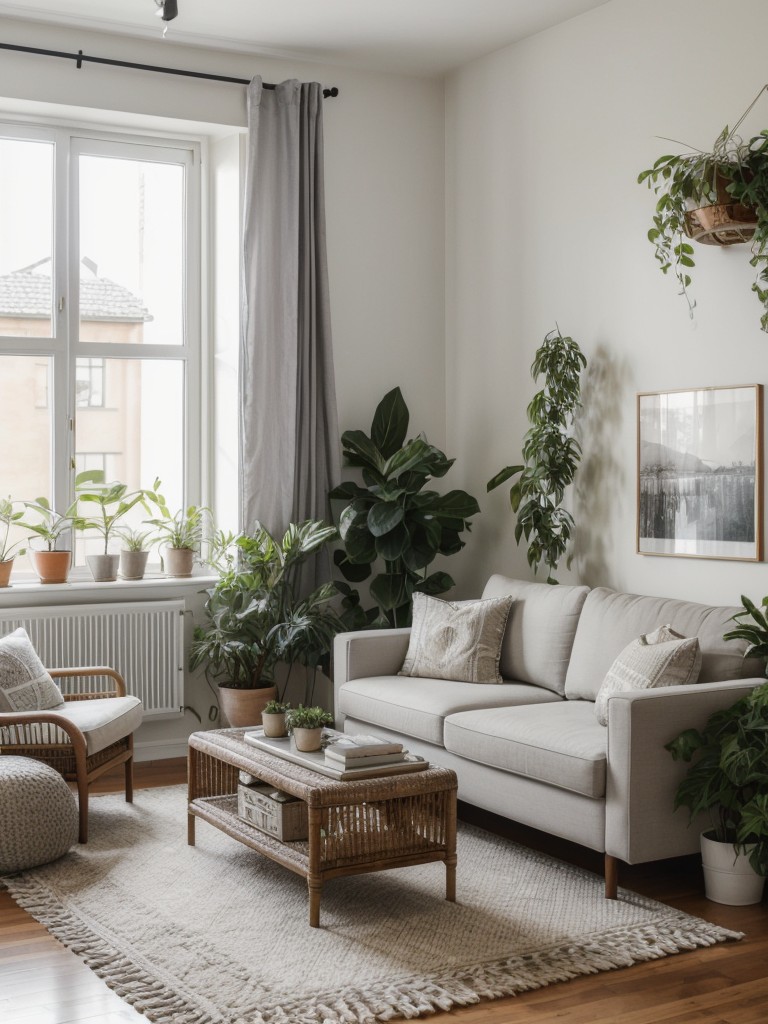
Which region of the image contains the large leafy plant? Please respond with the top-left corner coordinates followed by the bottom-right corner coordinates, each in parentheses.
top-left (73, 470), bottom-right (149, 554)
top-left (487, 328), bottom-right (586, 584)
top-left (330, 387), bottom-right (480, 628)
top-left (666, 595), bottom-right (768, 876)
top-left (189, 520), bottom-right (342, 691)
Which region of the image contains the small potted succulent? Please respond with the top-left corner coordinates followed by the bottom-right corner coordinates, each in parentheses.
top-left (286, 704), bottom-right (334, 752)
top-left (261, 699), bottom-right (292, 738)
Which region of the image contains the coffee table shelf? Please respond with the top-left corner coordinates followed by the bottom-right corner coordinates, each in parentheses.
top-left (187, 729), bottom-right (458, 927)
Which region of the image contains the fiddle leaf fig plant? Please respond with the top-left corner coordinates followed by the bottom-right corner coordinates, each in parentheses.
top-left (488, 328), bottom-right (586, 584)
top-left (330, 386), bottom-right (480, 628)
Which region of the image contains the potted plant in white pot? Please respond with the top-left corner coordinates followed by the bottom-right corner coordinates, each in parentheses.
top-left (286, 704), bottom-right (334, 752)
top-left (0, 497), bottom-right (32, 587)
top-left (666, 595), bottom-right (768, 905)
top-left (147, 494), bottom-right (208, 578)
top-left (189, 520), bottom-right (342, 728)
top-left (74, 471), bottom-right (148, 582)
top-left (261, 699), bottom-right (292, 737)
top-left (23, 497), bottom-right (80, 584)
top-left (117, 527), bottom-right (155, 581)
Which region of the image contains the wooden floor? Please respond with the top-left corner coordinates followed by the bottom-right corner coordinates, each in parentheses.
top-left (1, 760), bottom-right (766, 1024)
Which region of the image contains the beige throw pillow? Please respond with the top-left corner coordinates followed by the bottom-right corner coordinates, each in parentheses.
top-left (399, 592), bottom-right (513, 684)
top-left (0, 628), bottom-right (64, 713)
top-left (594, 624), bottom-right (701, 726)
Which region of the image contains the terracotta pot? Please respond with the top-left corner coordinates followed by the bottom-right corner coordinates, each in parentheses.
top-left (119, 549), bottom-right (150, 580)
top-left (86, 553), bottom-right (119, 582)
top-left (262, 711), bottom-right (288, 737)
top-left (292, 726), bottom-right (324, 752)
top-left (218, 684), bottom-right (278, 728)
top-left (164, 547), bottom-right (195, 578)
top-left (30, 549), bottom-right (71, 584)
top-left (0, 558), bottom-right (13, 587)
top-left (684, 173), bottom-right (757, 246)
top-left (700, 831), bottom-right (765, 906)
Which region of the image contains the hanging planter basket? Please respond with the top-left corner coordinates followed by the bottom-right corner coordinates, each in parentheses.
top-left (684, 173), bottom-right (758, 246)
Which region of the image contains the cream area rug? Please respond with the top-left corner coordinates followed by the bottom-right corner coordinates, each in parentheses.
top-left (2, 786), bottom-right (740, 1024)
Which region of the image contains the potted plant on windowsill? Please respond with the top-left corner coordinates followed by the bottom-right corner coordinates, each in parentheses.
top-left (147, 485), bottom-right (208, 578)
top-left (666, 594), bottom-right (768, 905)
top-left (189, 520), bottom-right (342, 728)
top-left (286, 704), bottom-right (334, 752)
top-left (23, 497), bottom-right (80, 584)
top-left (117, 528), bottom-right (156, 581)
top-left (74, 471), bottom-right (149, 582)
top-left (0, 497), bottom-right (34, 587)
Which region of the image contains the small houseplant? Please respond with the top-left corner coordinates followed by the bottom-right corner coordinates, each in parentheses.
top-left (147, 484), bottom-right (208, 578)
top-left (189, 520), bottom-right (342, 728)
top-left (487, 327), bottom-right (587, 584)
top-left (117, 527), bottom-right (156, 581)
top-left (665, 594), bottom-right (768, 904)
top-left (330, 386), bottom-right (480, 628)
top-left (0, 497), bottom-right (32, 587)
top-left (286, 704), bottom-right (334, 752)
top-left (73, 471), bottom-right (148, 581)
top-left (261, 699), bottom-right (292, 738)
top-left (638, 110), bottom-right (768, 331)
top-left (23, 496), bottom-right (80, 584)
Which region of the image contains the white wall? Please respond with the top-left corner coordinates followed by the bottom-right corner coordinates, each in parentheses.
top-left (446, 0), bottom-right (768, 606)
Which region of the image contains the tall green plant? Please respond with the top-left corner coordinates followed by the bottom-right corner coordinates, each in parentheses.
top-left (330, 387), bottom-right (480, 628)
top-left (487, 328), bottom-right (586, 584)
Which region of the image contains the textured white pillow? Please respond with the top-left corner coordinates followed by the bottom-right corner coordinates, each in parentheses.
top-left (594, 624), bottom-right (701, 726)
top-left (399, 592), bottom-right (513, 684)
top-left (0, 628), bottom-right (64, 712)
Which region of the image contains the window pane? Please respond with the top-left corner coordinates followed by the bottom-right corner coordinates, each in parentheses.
top-left (0, 139), bottom-right (54, 338)
top-left (0, 355), bottom-right (52, 573)
top-left (74, 358), bottom-right (184, 564)
top-left (79, 155), bottom-right (184, 345)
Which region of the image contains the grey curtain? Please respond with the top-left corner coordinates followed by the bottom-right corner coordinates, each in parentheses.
top-left (240, 77), bottom-right (341, 571)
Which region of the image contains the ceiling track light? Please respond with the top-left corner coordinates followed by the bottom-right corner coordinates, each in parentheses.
top-left (154, 0), bottom-right (178, 23)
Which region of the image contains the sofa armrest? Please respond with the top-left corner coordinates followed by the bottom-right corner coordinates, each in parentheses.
top-left (332, 628), bottom-right (411, 723)
top-left (605, 677), bottom-right (765, 864)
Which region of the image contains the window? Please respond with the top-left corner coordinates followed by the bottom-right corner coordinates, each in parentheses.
top-left (0, 124), bottom-right (201, 571)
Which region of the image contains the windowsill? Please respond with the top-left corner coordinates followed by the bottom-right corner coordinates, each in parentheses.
top-left (0, 573), bottom-right (216, 604)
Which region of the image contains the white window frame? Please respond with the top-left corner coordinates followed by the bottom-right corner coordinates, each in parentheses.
top-left (0, 122), bottom-right (202, 579)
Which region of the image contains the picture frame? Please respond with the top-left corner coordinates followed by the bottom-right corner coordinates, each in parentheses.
top-left (637, 384), bottom-right (763, 561)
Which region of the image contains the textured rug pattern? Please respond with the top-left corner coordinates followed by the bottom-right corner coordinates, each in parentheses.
top-left (2, 786), bottom-right (741, 1023)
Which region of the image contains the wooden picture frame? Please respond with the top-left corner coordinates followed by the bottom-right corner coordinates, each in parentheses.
top-left (637, 384), bottom-right (763, 561)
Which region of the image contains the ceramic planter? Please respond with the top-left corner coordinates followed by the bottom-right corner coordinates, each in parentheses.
top-left (0, 558), bottom-right (13, 587)
top-left (164, 546), bottom-right (195, 578)
top-left (86, 553), bottom-right (120, 582)
top-left (262, 711), bottom-right (288, 737)
top-left (218, 684), bottom-right (277, 728)
top-left (29, 550), bottom-right (71, 584)
top-left (700, 831), bottom-right (766, 906)
top-left (119, 549), bottom-right (150, 580)
top-left (291, 726), bottom-right (324, 752)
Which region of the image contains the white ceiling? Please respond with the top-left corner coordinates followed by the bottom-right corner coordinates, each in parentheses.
top-left (0, 1), bottom-right (610, 76)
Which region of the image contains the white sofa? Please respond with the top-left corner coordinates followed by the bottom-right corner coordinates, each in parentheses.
top-left (333, 576), bottom-right (764, 897)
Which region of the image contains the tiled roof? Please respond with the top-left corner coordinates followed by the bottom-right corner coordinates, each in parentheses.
top-left (0, 265), bottom-right (153, 322)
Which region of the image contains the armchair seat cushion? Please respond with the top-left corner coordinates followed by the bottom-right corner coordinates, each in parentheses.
top-left (338, 677), bottom-right (562, 745)
top-left (444, 701), bottom-right (607, 799)
top-left (58, 696), bottom-right (143, 755)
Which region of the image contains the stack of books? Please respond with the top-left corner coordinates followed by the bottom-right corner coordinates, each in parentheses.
top-left (324, 733), bottom-right (409, 770)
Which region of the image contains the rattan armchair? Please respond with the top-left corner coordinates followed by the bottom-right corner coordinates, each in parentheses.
top-left (0, 666), bottom-right (143, 843)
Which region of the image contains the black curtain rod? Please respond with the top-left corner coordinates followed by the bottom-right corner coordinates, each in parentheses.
top-left (0, 42), bottom-right (339, 98)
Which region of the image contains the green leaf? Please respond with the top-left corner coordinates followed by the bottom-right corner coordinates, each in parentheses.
top-left (370, 572), bottom-right (410, 611)
top-left (487, 465), bottom-right (523, 492)
top-left (367, 501), bottom-right (405, 537)
top-left (340, 430), bottom-right (383, 472)
top-left (414, 571), bottom-right (454, 597)
top-left (374, 522), bottom-right (410, 561)
top-left (333, 549), bottom-right (372, 583)
top-left (431, 489), bottom-right (481, 523)
top-left (370, 386), bottom-right (409, 459)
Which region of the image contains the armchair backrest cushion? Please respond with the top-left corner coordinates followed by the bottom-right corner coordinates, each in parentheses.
top-left (565, 587), bottom-right (761, 701)
top-left (0, 628), bottom-right (64, 712)
top-left (481, 576), bottom-right (590, 695)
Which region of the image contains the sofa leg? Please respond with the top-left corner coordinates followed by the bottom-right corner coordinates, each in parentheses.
top-left (605, 854), bottom-right (618, 899)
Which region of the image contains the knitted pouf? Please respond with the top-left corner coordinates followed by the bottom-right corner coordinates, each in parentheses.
top-left (0, 756), bottom-right (79, 874)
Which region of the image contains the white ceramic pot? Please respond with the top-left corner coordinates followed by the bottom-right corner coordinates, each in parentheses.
top-left (164, 547), bottom-right (195, 578)
top-left (700, 831), bottom-right (766, 906)
top-left (86, 553), bottom-right (119, 582)
top-left (262, 711), bottom-right (288, 738)
top-left (292, 727), bottom-right (324, 752)
top-left (119, 549), bottom-right (149, 580)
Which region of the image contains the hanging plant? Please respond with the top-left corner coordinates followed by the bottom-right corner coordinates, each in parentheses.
top-left (638, 86), bottom-right (768, 331)
top-left (487, 327), bottom-right (586, 584)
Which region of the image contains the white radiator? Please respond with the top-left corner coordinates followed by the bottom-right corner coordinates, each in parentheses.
top-left (0, 600), bottom-right (185, 718)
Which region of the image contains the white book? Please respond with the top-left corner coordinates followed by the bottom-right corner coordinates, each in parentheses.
top-left (325, 733), bottom-right (403, 758)
top-left (324, 748), bottom-right (407, 767)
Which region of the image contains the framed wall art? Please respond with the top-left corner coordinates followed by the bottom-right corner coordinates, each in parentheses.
top-left (637, 384), bottom-right (763, 561)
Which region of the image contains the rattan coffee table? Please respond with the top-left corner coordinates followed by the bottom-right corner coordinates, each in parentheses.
top-left (187, 728), bottom-right (458, 927)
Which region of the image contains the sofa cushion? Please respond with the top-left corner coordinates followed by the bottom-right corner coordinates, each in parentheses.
top-left (594, 625), bottom-right (702, 726)
top-left (565, 588), bottom-right (760, 701)
top-left (444, 701), bottom-right (607, 798)
top-left (481, 576), bottom-right (590, 695)
top-left (399, 592), bottom-right (513, 683)
top-left (0, 628), bottom-right (64, 712)
top-left (337, 676), bottom-right (562, 746)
